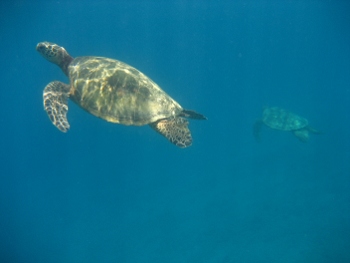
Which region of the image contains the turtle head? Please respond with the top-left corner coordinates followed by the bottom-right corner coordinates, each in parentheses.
top-left (36, 42), bottom-right (73, 76)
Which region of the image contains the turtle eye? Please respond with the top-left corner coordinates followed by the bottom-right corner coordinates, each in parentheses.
top-left (36, 44), bottom-right (45, 52)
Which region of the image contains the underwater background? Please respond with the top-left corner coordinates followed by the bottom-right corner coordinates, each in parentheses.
top-left (1, 0), bottom-right (350, 262)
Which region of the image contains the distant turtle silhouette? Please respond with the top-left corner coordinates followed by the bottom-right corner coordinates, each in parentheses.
top-left (37, 42), bottom-right (206, 148)
top-left (254, 107), bottom-right (321, 142)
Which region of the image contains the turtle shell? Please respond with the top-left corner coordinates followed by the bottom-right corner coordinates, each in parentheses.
top-left (68, 56), bottom-right (183, 125)
top-left (262, 107), bottom-right (308, 131)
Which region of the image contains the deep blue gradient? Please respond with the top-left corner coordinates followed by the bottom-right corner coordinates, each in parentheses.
top-left (1, 1), bottom-right (350, 262)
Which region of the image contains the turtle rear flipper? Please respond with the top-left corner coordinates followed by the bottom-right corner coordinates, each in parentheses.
top-left (43, 81), bottom-right (70, 132)
top-left (181, 109), bottom-right (207, 120)
top-left (307, 126), bottom-right (322, 134)
top-left (293, 129), bottom-right (310, 142)
top-left (150, 117), bottom-right (192, 148)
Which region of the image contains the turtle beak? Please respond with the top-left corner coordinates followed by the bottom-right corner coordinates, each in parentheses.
top-left (36, 43), bottom-right (46, 54)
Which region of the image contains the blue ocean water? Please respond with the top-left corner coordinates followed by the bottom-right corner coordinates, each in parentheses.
top-left (1, 0), bottom-right (350, 262)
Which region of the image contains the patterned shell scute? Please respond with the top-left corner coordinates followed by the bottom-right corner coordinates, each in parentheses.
top-left (68, 57), bottom-right (182, 125)
top-left (262, 107), bottom-right (308, 131)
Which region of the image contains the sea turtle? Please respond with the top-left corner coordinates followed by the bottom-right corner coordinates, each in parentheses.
top-left (253, 107), bottom-right (321, 142)
top-left (36, 42), bottom-right (206, 148)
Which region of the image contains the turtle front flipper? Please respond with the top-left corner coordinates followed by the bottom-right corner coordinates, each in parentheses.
top-left (253, 119), bottom-right (264, 142)
top-left (149, 117), bottom-right (192, 148)
top-left (43, 81), bottom-right (71, 132)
